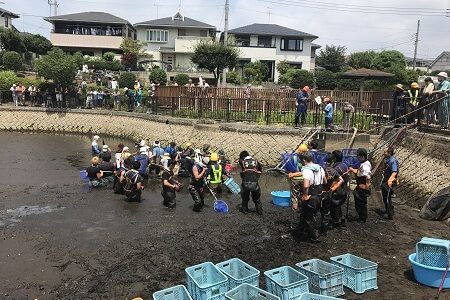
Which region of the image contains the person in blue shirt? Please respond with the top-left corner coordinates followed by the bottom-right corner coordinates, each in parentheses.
top-left (380, 146), bottom-right (399, 220)
top-left (134, 147), bottom-right (150, 179)
top-left (91, 135), bottom-right (101, 156)
top-left (164, 142), bottom-right (178, 159)
top-left (295, 86), bottom-right (310, 128)
top-left (433, 72), bottom-right (450, 129)
top-left (323, 97), bottom-right (333, 129)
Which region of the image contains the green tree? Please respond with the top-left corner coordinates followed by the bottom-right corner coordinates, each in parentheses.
top-left (118, 72), bottom-right (136, 89)
top-left (226, 71), bottom-right (242, 85)
top-left (243, 61), bottom-right (269, 84)
top-left (34, 48), bottom-right (78, 87)
top-left (276, 60), bottom-right (290, 75)
top-left (121, 53), bottom-right (138, 70)
top-left (280, 69), bottom-right (314, 89)
top-left (316, 45), bottom-right (346, 73)
top-left (22, 34), bottom-right (52, 55)
top-left (0, 70), bottom-right (20, 90)
top-left (174, 73), bottom-right (190, 86)
top-left (149, 67), bottom-right (167, 84)
top-left (102, 52), bottom-right (116, 62)
top-left (372, 50), bottom-right (406, 70)
top-left (2, 51), bottom-right (23, 71)
top-left (191, 41), bottom-right (240, 84)
top-left (0, 28), bottom-right (26, 53)
top-left (347, 51), bottom-right (377, 69)
top-left (315, 69), bottom-right (337, 90)
top-left (120, 38), bottom-right (150, 70)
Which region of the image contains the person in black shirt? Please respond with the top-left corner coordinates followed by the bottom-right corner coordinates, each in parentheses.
top-left (121, 160), bottom-right (144, 202)
top-left (323, 155), bottom-right (345, 229)
top-left (239, 151), bottom-right (263, 215)
top-left (86, 156), bottom-right (107, 187)
top-left (99, 155), bottom-right (115, 183)
top-left (189, 157), bottom-right (208, 212)
top-left (161, 159), bottom-right (182, 208)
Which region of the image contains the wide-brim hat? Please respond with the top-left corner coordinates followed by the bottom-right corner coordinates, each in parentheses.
top-left (395, 84), bottom-right (404, 90)
top-left (437, 72), bottom-right (448, 79)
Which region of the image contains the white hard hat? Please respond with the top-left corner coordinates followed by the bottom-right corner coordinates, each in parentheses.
top-left (102, 145), bottom-right (109, 151)
top-left (93, 135), bottom-right (100, 140)
top-left (139, 139), bottom-right (146, 147)
top-left (139, 146), bottom-right (147, 153)
top-left (437, 72), bottom-right (448, 79)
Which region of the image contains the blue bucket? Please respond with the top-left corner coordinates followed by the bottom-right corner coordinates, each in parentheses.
top-left (271, 191), bottom-right (291, 207)
top-left (408, 253), bottom-right (450, 288)
top-left (79, 170), bottom-right (89, 182)
top-left (214, 200), bottom-right (229, 213)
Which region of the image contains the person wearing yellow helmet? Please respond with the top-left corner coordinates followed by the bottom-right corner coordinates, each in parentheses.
top-left (407, 82), bottom-right (421, 124)
top-left (287, 144), bottom-right (308, 207)
top-left (207, 152), bottom-right (223, 194)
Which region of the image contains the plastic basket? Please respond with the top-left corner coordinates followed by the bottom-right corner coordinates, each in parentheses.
top-left (79, 170), bottom-right (89, 182)
top-left (216, 258), bottom-right (260, 290)
top-left (185, 262), bottom-right (228, 300)
top-left (409, 253), bottom-right (450, 288)
top-left (298, 293), bottom-right (342, 300)
top-left (224, 176), bottom-right (241, 194)
top-left (295, 259), bottom-right (344, 297)
top-left (264, 266), bottom-right (309, 300)
top-left (271, 191), bottom-right (291, 207)
top-left (153, 285), bottom-right (193, 300)
top-left (225, 283), bottom-right (280, 300)
top-left (330, 253), bottom-right (378, 294)
top-left (416, 237), bottom-right (450, 268)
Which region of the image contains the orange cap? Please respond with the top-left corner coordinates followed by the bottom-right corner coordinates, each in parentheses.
top-left (302, 86), bottom-right (310, 92)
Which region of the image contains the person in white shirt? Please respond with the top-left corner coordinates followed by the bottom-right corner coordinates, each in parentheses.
top-left (349, 148), bottom-right (372, 223)
top-left (111, 78), bottom-right (118, 90)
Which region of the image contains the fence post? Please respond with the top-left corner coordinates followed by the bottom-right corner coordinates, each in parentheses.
top-left (154, 96), bottom-right (158, 115)
top-left (226, 98), bottom-right (231, 122)
top-left (265, 100), bottom-right (271, 125)
top-left (171, 97), bottom-right (175, 117)
top-left (198, 97), bottom-right (203, 118)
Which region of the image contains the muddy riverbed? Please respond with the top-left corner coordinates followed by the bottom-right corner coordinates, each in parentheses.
top-left (0, 132), bottom-right (448, 300)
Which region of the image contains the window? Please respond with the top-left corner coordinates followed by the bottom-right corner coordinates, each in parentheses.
top-left (280, 38), bottom-right (303, 51)
top-left (4, 17), bottom-right (8, 28)
top-left (200, 30), bottom-right (207, 37)
top-left (178, 29), bottom-right (186, 37)
top-left (235, 35), bottom-right (250, 47)
top-left (147, 30), bottom-right (169, 42)
top-left (257, 36), bottom-right (273, 48)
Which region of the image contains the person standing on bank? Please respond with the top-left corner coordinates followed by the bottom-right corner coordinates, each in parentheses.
top-left (295, 86), bottom-right (310, 129)
top-left (323, 97), bottom-right (333, 129)
top-left (407, 82), bottom-right (421, 124)
top-left (239, 151), bottom-right (263, 215)
top-left (349, 148), bottom-right (372, 223)
top-left (433, 72), bottom-right (450, 129)
top-left (161, 159), bottom-right (182, 209)
top-left (391, 84), bottom-right (406, 127)
top-left (189, 157), bottom-right (208, 212)
top-left (421, 77), bottom-right (435, 126)
top-left (379, 147), bottom-right (399, 220)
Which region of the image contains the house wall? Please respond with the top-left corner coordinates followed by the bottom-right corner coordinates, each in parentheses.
top-left (431, 53), bottom-right (450, 72)
top-left (0, 15), bottom-right (12, 29)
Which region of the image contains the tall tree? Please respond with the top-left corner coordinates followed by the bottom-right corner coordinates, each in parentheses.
top-left (22, 34), bottom-right (52, 55)
top-left (34, 48), bottom-right (79, 87)
top-left (0, 28), bottom-right (26, 53)
top-left (347, 51), bottom-right (377, 69)
top-left (372, 50), bottom-right (406, 70)
top-left (120, 38), bottom-right (150, 70)
top-left (316, 45), bottom-right (346, 73)
top-left (191, 41), bottom-right (240, 84)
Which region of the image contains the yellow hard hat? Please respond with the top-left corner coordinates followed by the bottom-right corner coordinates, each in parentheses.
top-left (296, 144), bottom-right (308, 153)
top-left (210, 152), bottom-right (219, 161)
top-left (186, 142), bottom-right (192, 148)
top-left (411, 82), bottom-right (419, 89)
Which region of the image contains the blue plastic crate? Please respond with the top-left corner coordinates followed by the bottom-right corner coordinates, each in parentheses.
top-left (224, 176), bottom-right (241, 194)
top-left (153, 285), bottom-right (193, 300)
top-left (216, 258), bottom-right (260, 290)
top-left (225, 283), bottom-right (280, 300)
top-left (342, 148), bottom-right (360, 168)
top-left (298, 293), bottom-right (342, 300)
top-left (185, 262), bottom-right (228, 300)
top-left (416, 237), bottom-right (450, 268)
top-left (295, 259), bottom-right (344, 297)
top-left (330, 253), bottom-right (378, 294)
top-left (264, 266), bottom-right (309, 300)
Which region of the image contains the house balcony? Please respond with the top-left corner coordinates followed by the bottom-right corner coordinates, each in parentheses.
top-left (174, 36), bottom-right (212, 53)
top-left (49, 33), bottom-right (124, 50)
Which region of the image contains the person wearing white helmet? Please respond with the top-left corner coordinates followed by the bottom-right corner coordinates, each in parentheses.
top-left (91, 135), bottom-right (101, 156)
top-left (150, 141), bottom-right (164, 177)
top-left (433, 72), bottom-right (450, 129)
top-left (189, 156), bottom-right (209, 212)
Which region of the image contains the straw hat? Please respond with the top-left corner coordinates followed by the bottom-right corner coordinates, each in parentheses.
top-left (395, 84), bottom-right (404, 90)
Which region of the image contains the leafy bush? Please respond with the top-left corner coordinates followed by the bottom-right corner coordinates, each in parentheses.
top-left (174, 73), bottom-right (190, 86)
top-left (118, 72), bottom-right (136, 89)
top-left (243, 61), bottom-right (269, 84)
top-left (226, 71), bottom-right (242, 85)
top-left (34, 48), bottom-right (78, 87)
top-left (0, 70), bottom-right (19, 90)
top-left (315, 70), bottom-right (337, 90)
top-left (280, 69), bottom-right (314, 89)
top-left (2, 51), bottom-right (23, 71)
top-left (103, 52), bottom-right (116, 62)
top-left (276, 60), bottom-right (290, 76)
top-left (121, 53), bottom-right (137, 70)
top-left (87, 59), bottom-right (122, 71)
top-left (149, 67), bottom-right (167, 84)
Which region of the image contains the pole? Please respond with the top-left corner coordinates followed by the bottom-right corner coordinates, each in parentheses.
top-left (412, 20), bottom-right (420, 71)
top-left (222, 0), bottom-right (229, 87)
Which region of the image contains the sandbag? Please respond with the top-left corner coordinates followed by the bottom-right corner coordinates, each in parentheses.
top-left (419, 186), bottom-right (450, 221)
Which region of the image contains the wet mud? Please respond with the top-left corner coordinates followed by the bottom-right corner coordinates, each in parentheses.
top-left (0, 132), bottom-right (448, 299)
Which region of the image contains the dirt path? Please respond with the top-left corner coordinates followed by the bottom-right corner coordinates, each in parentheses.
top-left (0, 133), bottom-right (448, 300)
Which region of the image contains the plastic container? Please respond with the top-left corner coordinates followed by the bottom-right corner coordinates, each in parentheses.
top-left (153, 285), bottom-right (193, 300)
top-left (223, 176), bottom-right (241, 194)
top-left (79, 170), bottom-right (89, 182)
top-left (271, 191), bottom-right (291, 207)
top-left (298, 293), bottom-right (342, 300)
top-left (416, 237), bottom-right (450, 268)
top-left (342, 148), bottom-right (360, 168)
top-left (409, 253), bottom-right (450, 288)
top-left (216, 258), bottom-right (260, 290)
top-left (330, 253), bottom-right (378, 294)
top-left (225, 283), bottom-right (280, 300)
top-left (264, 266), bottom-right (309, 300)
top-left (185, 262), bottom-right (228, 300)
top-left (214, 201), bottom-right (229, 214)
top-left (295, 259), bottom-right (344, 297)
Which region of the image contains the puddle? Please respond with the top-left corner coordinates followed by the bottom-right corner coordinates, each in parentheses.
top-left (0, 205), bottom-right (65, 227)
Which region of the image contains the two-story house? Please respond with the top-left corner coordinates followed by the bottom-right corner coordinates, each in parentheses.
top-left (228, 23), bottom-right (319, 83)
top-left (134, 10), bottom-right (216, 74)
top-left (0, 8), bottom-right (19, 30)
top-left (44, 12), bottom-right (136, 56)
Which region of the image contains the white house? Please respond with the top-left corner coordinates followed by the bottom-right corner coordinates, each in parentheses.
top-left (228, 23), bottom-right (320, 82)
top-left (429, 51), bottom-right (450, 72)
top-left (134, 10), bottom-right (216, 74)
top-left (0, 7), bottom-right (19, 30)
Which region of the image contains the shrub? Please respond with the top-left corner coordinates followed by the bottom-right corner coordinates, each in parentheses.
top-left (280, 69), bottom-right (314, 89)
top-left (103, 52), bottom-right (116, 62)
top-left (2, 51), bottom-right (23, 71)
top-left (149, 67), bottom-right (167, 84)
top-left (0, 70), bottom-right (19, 90)
top-left (118, 72), bottom-right (136, 89)
top-left (174, 73), bottom-right (190, 86)
top-left (315, 70), bottom-right (337, 90)
top-left (226, 71), bottom-right (242, 85)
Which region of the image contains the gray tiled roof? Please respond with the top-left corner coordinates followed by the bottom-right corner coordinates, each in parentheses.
top-left (44, 12), bottom-right (131, 25)
top-left (0, 7), bottom-right (19, 18)
top-left (312, 43), bottom-right (321, 48)
top-left (135, 17), bottom-right (216, 29)
top-left (229, 23), bottom-right (317, 38)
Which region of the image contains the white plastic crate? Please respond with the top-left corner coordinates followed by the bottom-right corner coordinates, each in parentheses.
top-left (264, 266), bottom-right (309, 300)
top-left (186, 262), bottom-right (228, 300)
top-left (216, 258), bottom-right (260, 290)
top-left (225, 283), bottom-right (280, 300)
top-left (295, 259), bottom-right (344, 297)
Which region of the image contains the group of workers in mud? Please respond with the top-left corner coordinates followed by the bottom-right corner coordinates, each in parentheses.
top-left (86, 135), bottom-right (399, 243)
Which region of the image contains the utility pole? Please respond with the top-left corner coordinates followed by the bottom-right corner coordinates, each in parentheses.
top-left (222, 0), bottom-right (229, 87)
top-left (412, 19), bottom-right (420, 71)
top-left (267, 7), bottom-right (272, 23)
top-left (48, 0), bottom-right (58, 17)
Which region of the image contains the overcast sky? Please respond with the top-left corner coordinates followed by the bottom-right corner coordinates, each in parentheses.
top-left (6, 0), bottom-right (450, 59)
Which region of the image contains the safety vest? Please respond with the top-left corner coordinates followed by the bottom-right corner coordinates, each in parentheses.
top-left (208, 164), bottom-right (222, 184)
top-left (408, 90), bottom-right (419, 106)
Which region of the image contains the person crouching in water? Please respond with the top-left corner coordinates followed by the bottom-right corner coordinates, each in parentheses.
top-left (87, 156), bottom-right (107, 187)
top-left (99, 147), bottom-right (116, 183)
top-left (239, 151), bottom-right (263, 215)
top-left (161, 159), bottom-right (182, 209)
top-left (189, 156), bottom-right (209, 212)
top-left (208, 152), bottom-right (224, 194)
top-left (293, 152), bottom-right (326, 243)
top-left (121, 160), bottom-right (144, 202)
top-left (91, 135), bottom-right (101, 156)
top-left (349, 148), bottom-right (372, 223)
